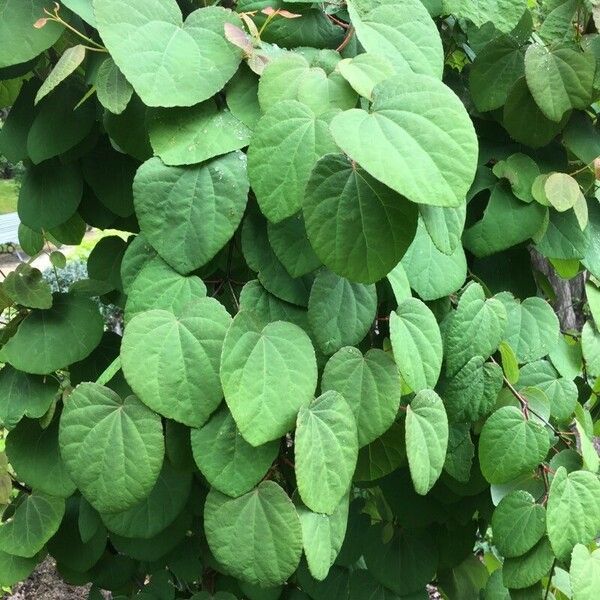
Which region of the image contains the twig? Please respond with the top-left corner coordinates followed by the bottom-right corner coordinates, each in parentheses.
top-left (336, 26), bottom-right (355, 53)
top-left (544, 559), bottom-right (557, 600)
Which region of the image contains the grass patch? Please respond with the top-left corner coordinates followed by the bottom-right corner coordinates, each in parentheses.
top-left (0, 179), bottom-right (18, 215)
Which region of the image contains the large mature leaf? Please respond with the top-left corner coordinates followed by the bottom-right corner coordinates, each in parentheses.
top-left (570, 544), bottom-right (600, 600)
top-left (94, 1), bottom-right (242, 107)
top-left (479, 406), bottom-right (550, 484)
top-left (405, 390), bottom-right (448, 495)
top-left (524, 45), bottom-right (595, 122)
top-left (307, 270), bottom-right (377, 356)
top-left (3, 264), bottom-right (52, 309)
top-left (336, 53), bottom-right (396, 101)
top-left (331, 75), bottom-right (477, 207)
top-left (6, 416), bottom-right (75, 498)
top-left (444, 423), bottom-right (474, 482)
top-left (491, 490), bottom-right (546, 558)
top-left (220, 311), bottom-right (317, 446)
top-left (443, 0), bottom-right (529, 33)
top-left (502, 537), bottom-right (555, 590)
top-left (122, 300), bottom-right (231, 427)
top-left (347, 0), bottom-right (443, 78)
top-left (0, 551), bottom-right (43, 588)
top-left (0, 366), bottom-right (57, 428)
top-left (134, 153), bottom-right (248, 274)
top-left (419, 204), bottom-right (465, 256)
top-left (18, 160), bottom-right (82, 231)
top-left (95, 57), bottom-right (133, 115)
top-left (296, 495), bottom-right (348, 582)
top-left (295, 391), bottom-right (358, 514)
top-left (190, 406), bottom-right (279, 497)
top-left (204, 481), bottom-right (303, 586)
top-left (582, 321), bottom-right (600, 378)
top-left (147, 100), bottom-right (252, 166)
top-left (546, 467), bottom-right (600, 560)
top-left (248, 100), bottom-right (337, 223)
top-left (303, 153), bottom-right (418, 284)
top-left (321, 347), bottom-right (401, 447)
top-left (536, 209), bottom-right (590, 260)
top-left (390, 298), bottom-right (443, 393)
top-left (1, 295), bottom-right (103, 375)
top-left (0, 0), bottom-right (64, 68)
top-left (354, 422), bottom-right (406, 482)
top-left (401, 219), bottom-right (467, 301)
top-left (59, 383), bottom-right (164, 513)
top-left (0, 493), bottom-right (63, 559)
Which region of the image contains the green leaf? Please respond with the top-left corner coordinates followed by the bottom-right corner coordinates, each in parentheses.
top-left (0, 366), bottom-right (57, 429)
top-left (575, 419), bottom-right (599, 473)
top-left (524, 45), bottom-right (595, 122)
top-left (1, 294), bottom-right (104, 375)
top-left (401, 219), bottom-right (467, 301)
top-left (347, 0), bottom-right (443, 78)
top-left (6, 416), bottom-right (75, 498)
top-left (62, 0), bottom-right (95, 26)
top-left (221, 311), bottom-right (317, 446)
top-left (124, 257), bottom-right (207, 322)
top-left (547, 467), bottom-right (600, 560)
top-left (204, 481), bottom-right (303, 586)
top-left (354, 421), bottom-right (406, 482)
top-left (99, 460), bottom-right (191, 539)
top-left (499, 341), bottom-right (520, 385)
top-left (247, 100), bottom-right (337, 223)
top-left (330, 75), bottom-right (477, 207)
top-left (479, 406), bottom-right (551, 484)
top-left (307, 270), bottom-right (377, 356)
top-left (491, 490), bottom-right (546, 558)
top-left (18, 160), bottom-right (82, 231)
top-left (570, 544), bottom-right (600, 600)
top-left (94, 1), bottom-right (242, 107)
top-left (147, 100), bottom-right (252, 166)
top-left (59, 383), bottom-right (164, 513)
top-left (536, 209), bottom-right (590, 260)
top-left (303, 153), bottom-right (418, 284)
top-left (492, 154), bottom-right (540, 204)
top-left (0, 0), bottom-right (64, 68)
top-left (295, 391), bottom-right (358, 514)
top-left (389, 298), bottom-right (443, 393)
top-left (321, 347), bottom-right (401, 447)
top-left (190, 406), bottom-right (279, 497)
top-left (0, 493), bottom-right (65, 558)
top-left (544, 173), bottom-right (582, 212)
top-left (469, 35), bottom-right (525, 112)
top-left (35, 45), bottom-right (86, 105)
top-left (2, 264), bottom-right (52, 309)
top-left (442, 0), bottom-right (529, 33)
top-left (122, 300), bottom-right (231, 427)
top-left (0, 551), bottom-right (43, 587)
top-left (336, 53), bottom-right (396, 101)
top-left (296, 495), bottom-right (348, 582)
top-left (405, 389), bottom-right (448, 495)
top-left (120, 234), bottom-right (157, 294)
top-left (419, 204), bottom-right (466, 256)
top-left (444, 423), bottom-right (474, 482)
top-left (386, 263), bottom-right (412, 305)
top-left (95, 57), bottom-right (133, 115)
top-left (134, 153), bottom-right (248, 274)
top-left (502, 537), bottom-right (554, 590)
top-left (225, 64), bottom-right (261, 129)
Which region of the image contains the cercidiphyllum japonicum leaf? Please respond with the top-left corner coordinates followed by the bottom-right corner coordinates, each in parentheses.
top-left (302, 153), bottom-right (418, 284)
top-left (0, 366), bottom-right (57, 429)
top-left (524, 45), bottom-right (595, 123)
top-left (387, 262), bottom-right (412, 305)
top-left (225, 64), bottom-right (261, 130)
top-left (491, 490), bottom-right (546, 558)
top-left (570, 544), bottom-right (600, 600)
top-left (100, 460), bottom-right (191, 539)
top-left (418, 203), bottom-right (466, 256)
top-left (493, 154), bottom-right (540, 204)
top-left (347, 0), bottom-right (443, 78)
top-left (2, 263), bottom-right (52, 309)
top-left (120, 234), bottom-right (157, 294)
top-left (6, 415), bottom-right (75, 498)
top-left (95, 57), bottom-right (133, 115)
top-left (0, 492), bottom-right (65, 558)
top-left (295, 391), bottom-right (358, 514)
top-left (123, 256), bottom-right (207, 322)
top-left (220, 310), bottom-right (318, 446)
top-left (295, 494), bottom-right (349, 582)
top-left (133, 153), bottom-right (249, 274)
top-left (330, 74), bottom-right (478, 208)
top-left (543, 172), bottom-right (582, 212)
top-left (93, 0), bottom-right (243, 107)
top-left (547, 466), bottom-right (600, 560)
top-left (478, 406), bottom-right (551, 485)
top-left (34, 44), bottom-right (86, 105)
top-left (495, 293), bottom-right (560, 364)
top-left (121, 300), bottom-right (231, 428)
top-left (405, 390), bottom-right (448, 495)
top-left (59, 383), bottom-right (165, 513)
top-left (502, 536), bottom-right (555, 590)
top-left (0, 551), bottom-right (44, 588)
top-left (536, 208), bottom-right (591, 260)
top-left (0, 294), bottom-right (104, 375)
top-left (401, 218), bottom-right (467, 301)
top-left (295, 562), bottom-right (351, 599)
top-left (307, 270), bottom-right (377, 357)
top-left (442, 0), bottom-right (528, 33)
top-left (354, 422), bottom-right (406, 481)
top-left (204, 481), bottom-right (303, 586)
top-left (389, 297), bottom-right (443, 393)
top-left (147, 101), bottom-right (252, 166)
top-left (443, 282), bottom-right (506, 376)
top-left (336, 53), bottom-right (396, 101)
top-left (18, 160), bottom-right (83, 231)
top-left (247, 100), bottom-right (338, 224)
top-left (443, 423), bottom-right (474, 483)
top-left (321, 347), bottom-right (401, 447)
top-left (190, 406), bottom-right (279, 498)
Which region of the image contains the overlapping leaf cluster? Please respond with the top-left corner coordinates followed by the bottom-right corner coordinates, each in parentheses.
top-left (0, 0), bottom-right (599, 598)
